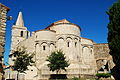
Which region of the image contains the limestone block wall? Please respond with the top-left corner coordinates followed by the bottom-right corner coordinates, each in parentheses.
top-left (49, 24), bottom-right (80, 36)
top-left (9, 36), bottom-right (35, 65)
top-left (93, 43), bottom-right (115, 71)
top-left (55, 34), bottom-right (80, 64)
top-left (81, 37), bottom-right (95, 64)
top-left (0, 3), bottom-right (9, 80)
top-left (34, 30), bottom-right (56, 65)
top-left (35, 30), bottom-right (56, 41)
top-left (18, 37), bottom-right (35, 53)
top-left (10, 25), bottom-right (28, 51)
top-left (80, 37), bottom-right (97, 75)
top-left (12, 26), bottom-right (27, 38)
top-left (0, 3), bottom-right (9, 57)
top-left (81, 37), bottom-right (93, 45)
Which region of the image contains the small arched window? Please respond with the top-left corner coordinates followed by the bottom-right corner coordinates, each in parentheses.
top-left (26, 31), bottom-right (29, 38)
top-left (75, 42), bottom-right (77, 47)
top-left (43, 46), bottom-right (46, 50)
top-left (20, 31), bottom-right (23, 37)
top-left (67, 42), bottom-right (69, 47)
top-left (91, 49), bottom-right (92, 54)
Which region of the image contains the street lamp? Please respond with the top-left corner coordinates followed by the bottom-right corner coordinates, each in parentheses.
top-left (7, 16), bottom-right (12, 20)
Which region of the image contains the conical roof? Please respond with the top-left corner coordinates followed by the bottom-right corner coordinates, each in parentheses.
top-left (16, 11), bottom-right (24, 27)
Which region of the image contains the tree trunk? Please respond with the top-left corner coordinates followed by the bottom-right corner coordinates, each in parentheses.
top-left (56, 70), bottom-right (59, 74)
top-left (56, 70), bottom-right (59, 80)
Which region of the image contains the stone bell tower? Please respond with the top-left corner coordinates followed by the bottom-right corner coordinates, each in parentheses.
top-left (10, 11), bottom-right (30, 54)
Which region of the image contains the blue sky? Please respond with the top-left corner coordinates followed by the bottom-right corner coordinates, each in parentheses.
top-left (1, 0), bottom-right (116, 64)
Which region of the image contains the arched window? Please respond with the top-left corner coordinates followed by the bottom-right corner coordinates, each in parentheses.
top-left (43, 46), bottom-right (46, 50)
top-left (91, 49), bottom-right (92, 54)
top-left (58, 38), bottom-right (64, 49)
top-left (26, 31), bottom-right (29, 38)
top-left (20, 31), bottom-right (23, 37)
top-left (67, 42), bottom-right (69, 47)
top-left (50, 43), bottom-right (55, 52)
top-left (66, 37), bottom-right (72, 48)
top-left (41, 42), bottom-right (47, 51)
top-left (75, 42), bottom-right (77, 47)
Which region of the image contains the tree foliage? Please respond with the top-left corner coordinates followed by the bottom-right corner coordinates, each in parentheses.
top-left (107, 0), bottom-right (120, 79)
top-left (0, 63), bottom-right (3, 73)
top-left (96, 73), bottom-right (111, 79)
top-left (46, 50), bottom-right (69, 74)
top-left (13, 48), bottom-right (34, 73)
top-left (13, 48), bottom-right (34, 80)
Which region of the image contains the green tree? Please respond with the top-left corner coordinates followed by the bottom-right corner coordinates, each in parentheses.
top-left (46, 50), bottom-right (69, 74)
top-left (13, 48), bottom-right (34, 80)
top-left (107, 0), bottom-right (120, 79)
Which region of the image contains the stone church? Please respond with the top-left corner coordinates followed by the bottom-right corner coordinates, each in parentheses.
top-left (7, 11), bottom-right (114, 80)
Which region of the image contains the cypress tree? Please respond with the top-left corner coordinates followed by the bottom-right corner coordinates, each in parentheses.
top-left (107, 0), bottom-right (120, 79)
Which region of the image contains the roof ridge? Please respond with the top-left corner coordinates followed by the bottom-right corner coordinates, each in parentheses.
top-left (53, 19), bottom-right (70, 24)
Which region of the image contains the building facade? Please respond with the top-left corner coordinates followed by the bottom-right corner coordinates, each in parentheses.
top-left (0, 3), bottom-right (9, 80)
top-left (7, 11), bottom-right (114, 80)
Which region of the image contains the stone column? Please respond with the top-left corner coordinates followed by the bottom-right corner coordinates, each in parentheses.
top-left (0, 3), bottom-right (9, 80)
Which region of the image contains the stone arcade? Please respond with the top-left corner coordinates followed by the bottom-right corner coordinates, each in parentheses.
top-left (7, 11), bottom-right (114, 80)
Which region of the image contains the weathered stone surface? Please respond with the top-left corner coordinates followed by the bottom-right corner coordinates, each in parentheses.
top-left (0, 47), bottom-right (4, 53)
top-left (0, 3), bottom-right (9, 57)
top-left (8, 13), bottom-right (97, 80)
top-left (94, 43), bottom-right (115, 71)
top-left (0, 32), bottom-right (5, 36)
top-left (7, 11), bottom-right (115, 80)
top-left (94, 44), bottom-right (110, 59)
top-left (0, 3), bottom-right (9, 79)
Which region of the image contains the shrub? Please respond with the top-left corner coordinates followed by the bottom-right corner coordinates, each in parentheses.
top-left (96, 73), bottom-right (111, 78)
top-left (71, 77), bottom-right (80, 80)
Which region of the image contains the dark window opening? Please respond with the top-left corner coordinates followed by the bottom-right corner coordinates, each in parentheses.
top-left (14, 54), bottom-right (17, 57)
top-left (49, 74), bottom-right (67, 79)
top-left (67, 42), bottom-right (69, 47)
top-left (91, 49), bottom-right (92, 54)
top-left (75, 42), bottom-right (77, 47)
top-left (12, 59), bottom-right (15, 61)
top-left (20, 31), bottom-right (23, 37)
top-left (43, 46), bottom-right (46, 50)
top-left (26, 31), bottom-right (29, 39)
top-left (99, 67), bottom-right (104, 71)
top-left (104, 62), bottom-right (109, 71)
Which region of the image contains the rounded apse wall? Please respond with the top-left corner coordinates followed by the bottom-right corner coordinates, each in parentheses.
top-left (49, 24), bottom-right (80, 37)
top-left (35, 30), bottom-right (56, 41)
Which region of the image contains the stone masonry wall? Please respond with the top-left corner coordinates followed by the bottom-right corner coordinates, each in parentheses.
top-left (0, 3), bottom-right (9, 62)
top-left (0, 3), bottom-right (9, 79)
top-left (93, 43), bottom-right (114, 71)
